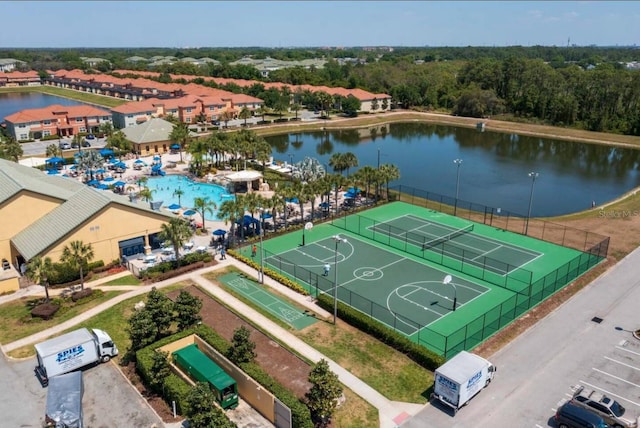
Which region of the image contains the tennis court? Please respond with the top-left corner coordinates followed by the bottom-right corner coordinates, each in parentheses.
top-left (264, 232), bottom-right (493, 336)
top-left (369, 214), bottom-right (542, 275)
top-left (218, 272), bottom-right (318, 330)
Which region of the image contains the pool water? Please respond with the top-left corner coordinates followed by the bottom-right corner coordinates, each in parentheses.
top-left (148, 175), bottom-right (234, 220)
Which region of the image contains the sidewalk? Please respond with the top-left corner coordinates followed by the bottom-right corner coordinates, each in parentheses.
top-left (1, 257), bottom-right (424, 428)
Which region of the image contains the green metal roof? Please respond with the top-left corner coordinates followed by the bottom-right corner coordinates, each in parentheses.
top-left (122, 118), bottom-right (175, 144)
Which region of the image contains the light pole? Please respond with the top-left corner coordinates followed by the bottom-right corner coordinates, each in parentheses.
top-left (525, 172), bottom-right (539, 235)
top-left (258, 208), bottom-right (265, 284)
top-left (332, 234), bottom-right (347, 325)
top-left (288, 153), bottom-right (294, 167)
top-left (443, 274), bottom-right (457, 311)
top-left (453, 159), bottom-right (463, 216)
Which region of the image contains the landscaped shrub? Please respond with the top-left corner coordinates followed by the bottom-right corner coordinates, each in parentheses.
top-left (31, 302), bottom-right (60, 320)
top-left (71, 288), bottom-right (93, 302)
top-left (229, 250), bottom-right (308, 296)
top-left (142, 261), bottom-right (208, 282)
top-left (316, 293), bottom-right (445, 371)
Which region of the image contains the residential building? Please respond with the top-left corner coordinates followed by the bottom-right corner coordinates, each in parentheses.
top-left (0, 58), bottom-right (27, 72)
top-left (4, 104), bottom-right (113, 141)
top-left (0, 158), bottom-right (171, 293)
top-left (80, 57), bottom-right (111, 67)
top-left (0, 70), bottom-right (41, 87)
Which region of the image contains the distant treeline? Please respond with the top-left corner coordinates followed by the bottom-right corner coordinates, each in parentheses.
top-left (2, 46), bottom-right (639, 135)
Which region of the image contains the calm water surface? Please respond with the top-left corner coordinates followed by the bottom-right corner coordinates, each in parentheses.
top-left (0, 92), bottom-right (86, 122)
top-left (265, 123), bottom-right (640, 217)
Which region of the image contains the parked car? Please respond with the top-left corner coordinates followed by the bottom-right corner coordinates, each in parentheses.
top-left (59, 142), bottom-right (71, 150)
top-left (555, 401), bottom-right (609, 428)
top-left (571, 385), bottom-right (638, 427)
top-left (86, 134), bottom-right (96, 140)
top-left (71, 142), bottom-right (79, 148)
top-left (82, 141), bottom-right (91, 147)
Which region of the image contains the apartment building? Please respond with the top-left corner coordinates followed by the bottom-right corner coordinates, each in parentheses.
top-left (4, 104), bottom-right (113, 141)
top-left (0, 70), bottom-right (41, 87)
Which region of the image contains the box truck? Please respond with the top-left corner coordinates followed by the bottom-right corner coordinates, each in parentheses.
top-left (34, 328), bottom-right (118, 386)
top-left (44, 371), bottom-right (84, 428)
top-left (432, 351), bottom-right (496, 414)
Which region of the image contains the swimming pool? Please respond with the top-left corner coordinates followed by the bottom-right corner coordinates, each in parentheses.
top-left (148, 175), bottom-right (234, 220)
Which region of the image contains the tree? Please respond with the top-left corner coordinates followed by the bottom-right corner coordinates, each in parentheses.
top-left (169, 122), bottom-right (190, 162)
top-left (185, 382), bottom-right (236, 428)
top-left (148, 350), bottom-right (171, 394)
top-left (174, 290), bottom-right (203, 330)
top-left (145, 287), bottom-right (174, 336)
top-left (380, 163), bottom-right (400, 201)
top-left (226, 326), bottom-right (256, 364)
top-left (158, 218), bottom-right (192, 263)
top-left (46, 144), bottom-right (61, 158)
top-left (174, 188), bottom-right (185, 207)
top-left (238, 106), bottom-right (252, 127)
top-left (218, 196), bottom-right (246, 247)
top-left (76, 150), bottom-right (104, 181)
top-left (138, 187), bottom-right (155, 202)
top-left (193, 196), bottom-right (217, 231)
top-left (219, 110), bottom-right (235, 128)
top-left (60, 240), bottom-right (94, 290)
top-left (341, 95), bottom-right (361, 117)
top-left (127, 308), bottom-right (158, 352)
top-left (0, 138), bottom-right (24, 162)
top-left (306, 359), bottom-right (343, 426)
top-left (26, 256), bottom-right (54, 301)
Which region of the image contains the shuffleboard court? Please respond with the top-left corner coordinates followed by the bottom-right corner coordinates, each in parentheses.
top-left (264, 233), bottom-right (490, 335)
top-left (368, 214), bottom-right (543, 275)
top-left (218, 272), bottom-right (318, 330)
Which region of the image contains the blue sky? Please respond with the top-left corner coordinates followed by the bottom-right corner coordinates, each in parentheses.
top-left (1, 1), bottom-right (638, 48)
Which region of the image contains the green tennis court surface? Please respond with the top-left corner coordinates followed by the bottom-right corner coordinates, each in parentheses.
top-left (218, 272), bottom-right (318, 330)
top-left (243, 201), bottom-right (604, 357)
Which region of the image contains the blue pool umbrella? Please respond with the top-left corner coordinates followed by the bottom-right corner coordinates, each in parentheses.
top-left (45, 157), bottom-right (64, 164)
top-left (153, 155), bottom-right (161, 160)
top-left (69, 165), bottom-right (77, 170)
top-left (114, 162), bottom-right (127, 169)
top-left (212, 229), bottom-right (227, 236)
top-left (319, 202), bottom-right (330, 208)
top-left (114, 181), bottom-right (126, 187)
top-left (99, 148), bottom-right (114, 157)
top-left (97, 183), bottom-right (110, 190)
top-left (74, 152), bottom-right (82, 157)
top-left (261, 212), bottom-right (273, 219)
top-left (344, 192), bottom-right (357, 199)
top-left (134, 159), bottom-right (145, 164)
top-left (348, 187), bottom-right (361, 194)
top-left (285, 197), bottom-right (299, 204)
top-left (170, 144), bottom-right (180, 150)
top-left (168, 203), bottom-right (181, 210)
top-left (47, 169), bottom-right (59, 175)
top-left (103, 176), bottom-right (115, 182)
top-left (87, 179), bottom-right (100, 186)
top-left (182, 209), bottom-right (196, 216)
top-left (95, 168), bottom-right (106, 174)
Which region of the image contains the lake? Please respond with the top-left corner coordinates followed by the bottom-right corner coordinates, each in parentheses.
top-left (0, 91), bottom-right (86, 122)
top-left (265, 123), bottom-right (640, 217)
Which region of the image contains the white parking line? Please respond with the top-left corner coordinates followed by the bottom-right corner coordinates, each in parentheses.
top-left (592, 367), bottom-right (640, 389)
top-left (580, 380), bottom-right (640, 407)
top-left (616, 345), bottom-right (640, 357)
top-left (604, 355), bottom-right (640, 372)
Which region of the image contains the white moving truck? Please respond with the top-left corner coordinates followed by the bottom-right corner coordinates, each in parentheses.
top-left (34, 328), bottom-right (118, 386)
top-left (432, 351), bottom-right (496, 414)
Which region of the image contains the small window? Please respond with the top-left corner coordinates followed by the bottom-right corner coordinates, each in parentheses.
top-left (43, 120), bottom-right (51, 125)
top-left (43, 130), bottom-right (51, 136)
top-left (18, 123), bottom-right (26, 128)
top-left (75, 117), bottom-right (83, 123)
top-left (186, 117), bottom-right (191, 123)
top-left (19, 133), bottom-right (28, 140)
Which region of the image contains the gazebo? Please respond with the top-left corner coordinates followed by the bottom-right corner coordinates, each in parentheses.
top-left (226, 170), bottom-right (263, 193)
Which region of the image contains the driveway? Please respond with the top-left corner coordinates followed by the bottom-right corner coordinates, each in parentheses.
top-left (0, 354), bottom-right (163, 427)
top-left (21, 137), bottom-right (107, 157)
top-left (402, 248), bottom-right (640, 428)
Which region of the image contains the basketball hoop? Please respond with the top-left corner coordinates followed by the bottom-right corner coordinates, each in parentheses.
top-left (301, 222), bottom-right (314, 246)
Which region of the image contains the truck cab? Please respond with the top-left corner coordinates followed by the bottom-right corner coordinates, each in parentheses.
top-left (91, 329), bottom-right (118, 362)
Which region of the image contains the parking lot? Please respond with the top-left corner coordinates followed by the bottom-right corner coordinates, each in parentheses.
top-left (401, 249), bottom-right (640, 428)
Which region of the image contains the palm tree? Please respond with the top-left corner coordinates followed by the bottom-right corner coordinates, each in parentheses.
top-left (342, 152), bottom-right (359, 176)
top-left (353, 165), bottom-right (377, 200)
top-left (76, 151), bottom-right (104, 181)
top-left (72, 133), bottom-right (84, 154)
top-left (169, 123), bottom-right (190, 162)
top-left (329, 153), bottom-right (347, 175)
top-left (60, 240), bottom-right (94, 291)
top-left (219, 110), bottom-right (235, 129)
top-left (380, 163), bottom-right (401, 201)
top-left (193, 197), bottom-right (217, 231)
top-left (158, 218), bottom-right (192, 264)
top-left (99, 122), bottom-right (114, 138)
top-left (218, 196), bottom-right (246, 247)
top-left (329, 173), bottom-right (349, 215)
top-left (46, 144), bottom-right (61, 158)
top-left (26, 256), bottom-right (54, 301)
top-left (238, 106), bottom-right (252, 127)
top-left (138, 187), bottom-right (155, 202)
top-left (0, 138), bottom-right (23, 162)
top-left (174, 188), bottom-right (184, 206)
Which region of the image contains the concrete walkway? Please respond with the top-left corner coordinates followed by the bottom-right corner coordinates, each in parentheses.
top-left (1, 257), bottom-right (424, 428)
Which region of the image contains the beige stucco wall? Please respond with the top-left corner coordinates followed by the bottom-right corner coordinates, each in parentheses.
top-left (39, 203), bottom-right (169, 264)
top-left (0, 191), bottom-right (62, 262)
top-left (0, 277), bottom-right (20, 294)
top-left (133, 140), bottom-right (172, 156)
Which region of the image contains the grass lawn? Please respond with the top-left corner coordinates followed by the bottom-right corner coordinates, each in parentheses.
top-left (103, 274), bottom-right (142, 286)
top-left (0, 290), bottom-right (123, 347)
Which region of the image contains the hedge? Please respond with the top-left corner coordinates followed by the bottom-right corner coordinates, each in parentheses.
top-left (136, 325), bottom-right (313, 427)
top-left (316, 293), bottom-right (445, 371)
top-left (228, 251), bottom-right (308, 296)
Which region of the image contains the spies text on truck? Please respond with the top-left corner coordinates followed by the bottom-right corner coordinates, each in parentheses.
top-left (431, 351), bottom-right (496, 414)
top-left (34, 328), bottom-right (118, 386)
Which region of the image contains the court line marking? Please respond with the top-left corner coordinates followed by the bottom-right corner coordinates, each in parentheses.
top-left (404, 213), bottom-right (542, 257)
top-left (227, 277), bottom-right (306, 324)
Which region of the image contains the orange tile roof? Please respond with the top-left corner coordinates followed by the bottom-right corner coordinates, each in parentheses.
top-left (5, 104), bottom-right (111, 123)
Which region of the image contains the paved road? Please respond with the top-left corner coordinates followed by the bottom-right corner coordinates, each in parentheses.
top-left (402, 247), bottom-right (640, 428)
top-left (21, 137), bottom-right (107, 157)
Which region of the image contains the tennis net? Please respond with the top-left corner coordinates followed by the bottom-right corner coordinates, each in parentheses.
top-left (421, 224), bottom-right (474, 251)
